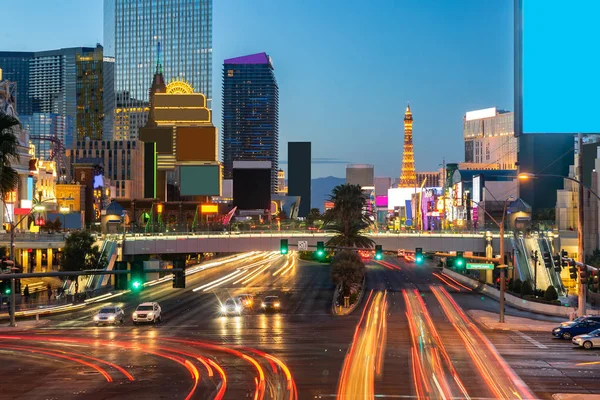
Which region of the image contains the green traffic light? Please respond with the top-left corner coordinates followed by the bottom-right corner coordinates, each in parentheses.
top-left (375, 254), bottom-right (382, 260)
top-left (281, 249), bottom-right (288, 255)
top-left (317, 250), bottom-right (324, 257)
top-left (456, 259), bottom-right (464, 267)
top-left (4, 288), bottom-right (11, 295)
top-left (416, 256), bottom-right (423, 263)
top-left (131, 280), bottom-right (142, 290)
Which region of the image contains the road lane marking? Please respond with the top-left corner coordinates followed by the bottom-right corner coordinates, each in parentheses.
top-left (514, 331), bottom-right (549, 349)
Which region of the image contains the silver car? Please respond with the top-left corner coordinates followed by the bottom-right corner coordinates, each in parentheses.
top-left (94, 306), bottom-right (125, 325)
top-left (572, 328), bottom-right (600, 349)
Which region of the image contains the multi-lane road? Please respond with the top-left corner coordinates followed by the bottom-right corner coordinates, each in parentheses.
top-left (1, 252), bottom-right (599, 399)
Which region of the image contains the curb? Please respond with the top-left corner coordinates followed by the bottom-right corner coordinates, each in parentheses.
top-left (0, 319), bottom-right (50, 332)
top-left (332, 278), bottom-right (366, 316)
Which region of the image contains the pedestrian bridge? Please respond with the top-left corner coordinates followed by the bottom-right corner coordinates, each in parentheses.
top-left (122, 231), bottom-right (509, 255)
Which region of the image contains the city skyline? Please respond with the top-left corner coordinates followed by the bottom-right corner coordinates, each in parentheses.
top-left (1, 0), bottom-right (513, 178)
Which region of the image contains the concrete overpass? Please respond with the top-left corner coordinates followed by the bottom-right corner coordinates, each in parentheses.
top-left (122, 231), bottom-right (510, 255)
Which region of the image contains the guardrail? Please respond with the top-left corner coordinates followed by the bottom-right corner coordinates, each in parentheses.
top-left (0, 233), bottom-right (67, 242)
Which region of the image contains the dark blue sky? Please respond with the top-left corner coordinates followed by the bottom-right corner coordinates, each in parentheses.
top-left (2, 0), bottom-right (514, 178)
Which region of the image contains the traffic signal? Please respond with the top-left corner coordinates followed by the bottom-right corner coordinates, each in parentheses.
top-left (543, 252), bottom-right (552, 269)
top-left (561, 250), bottom-right (569, 268)
top-left (569, 260), bottom-right (577, 280)
top-left (579, 265), bottom-right (588, 281)
top-left (1, 280), bottom-right (11, 295)
top-left (415, 248), bottom-right (424, 265)
top-left (316, 241), bottom-right (325, 258)
top-left (114, 261), bottom-right (129, 290)
top-left (455, 251), bottom-right (465, 267)
top-left (130, 260), bottom-right (145, 292)
top-left (591, 270), bottom-right (599, 291)
top-left (173, 260), bottom-right (186, 288)
top-left (280, 239), bottom-right (289, 255)
top-left (375, 245), bottom-right (383, 260)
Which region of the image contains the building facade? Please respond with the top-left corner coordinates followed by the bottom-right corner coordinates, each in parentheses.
top-left (0, 52), bottom-right (34, 116)
top-left (72, 139), bottom-right (144, 199)
top-left (288, 142), bottom-right (311, 217)
top-left (222, 53), bottom-right (279, 192)
top-left (21, 113), bottom-right (74, 162)
top-left (415, 171), bottom-right (441, 187)
top-left (463, 107), bottom-right (517, 170)
top-left (76, 45), bottom-right (104, 140)
top-left (346, 164), bottom-right (374, 188)
top-left (104, 0), bottom-right (213, 140)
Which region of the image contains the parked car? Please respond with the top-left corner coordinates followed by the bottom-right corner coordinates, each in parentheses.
top-left (133, 302), bottom-right (162, 324)
top-left (93, 306), bottom-right (124, 326)
top-left (572, 329), bottom-right (600, 349)
top-left (552, 319), bottom-right (600, 339)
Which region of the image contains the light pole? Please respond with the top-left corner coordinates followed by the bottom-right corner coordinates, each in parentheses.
top-left (471, 196), bottom-right (513, 322)
top-left (59, 206), bottom-right (70, 232)
top-left (519, 170), bottom-right (600, 316)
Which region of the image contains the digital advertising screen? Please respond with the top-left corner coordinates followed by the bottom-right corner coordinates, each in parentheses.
top-left (518, 0), bottom-right (600, 134)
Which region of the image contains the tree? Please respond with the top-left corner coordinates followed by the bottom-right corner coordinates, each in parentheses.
top-left (331, 250), bottom-right (366, 295)
top-left (324, 184), bottom-right (375, 249)
top-left (0, 113), bottom-right (21, 221)
top-left (544, 285), bottom-right (559, 301)
top-left (521, 280), bottom-right (533, 296)
top-left (61, 231), bottom-right (100, 272)
top-left (306, 208), bottom-right (323, 226)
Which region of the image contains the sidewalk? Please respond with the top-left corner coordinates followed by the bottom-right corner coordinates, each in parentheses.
top-left (0, 319), bottom-right (50, 332)
top-left (468, 309), bottom-right (561, 332)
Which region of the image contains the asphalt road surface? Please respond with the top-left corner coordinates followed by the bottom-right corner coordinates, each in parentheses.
top-left (1, 252), bottom-right (599, 399)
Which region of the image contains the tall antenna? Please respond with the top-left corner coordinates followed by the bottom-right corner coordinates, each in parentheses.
top-left (156, 40), bottom-right (163, 74)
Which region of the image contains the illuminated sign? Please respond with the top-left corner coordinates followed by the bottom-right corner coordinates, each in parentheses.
top-left (466, 263), bottom-right (494, 270)
top-left (473, 175), bottom-right (482, 204)
top-left (436, 198), bottom-right (445, 212)
top-left (465, 107), bottom-right (496, 121)
top-left (455, 182), bottom-right (463, 207)
top-left (156, 204), bottom-right (164, 213)
top-left (200, 204), bottom-right (218, 214)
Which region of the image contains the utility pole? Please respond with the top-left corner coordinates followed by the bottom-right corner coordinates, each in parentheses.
top-left (531, 250), bottom-right (539, 293)
top-left (577, 133), bottom-right (587, 316)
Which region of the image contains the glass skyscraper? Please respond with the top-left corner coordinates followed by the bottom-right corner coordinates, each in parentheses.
top-left (104, 0), bottom-right (213, 140)
top-left (222, 53), bottom-right (279, 192)
top-left (76, 45), bottom-right (104, 140)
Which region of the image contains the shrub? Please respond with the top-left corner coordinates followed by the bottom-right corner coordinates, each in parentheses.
top-left (521, 280), bottom-right (533, 296)
top-left (512, 279), bottom-right (522, 294)
top-left (331, 250), bottom-right (366, 295)
top-left (544, 285), bottom-right (559, 301)
top-left (534, 288), bottom-right (545, 298)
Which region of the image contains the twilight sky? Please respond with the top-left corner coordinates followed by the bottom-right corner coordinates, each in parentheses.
top-left (1, 0), bottom-right (514, 179)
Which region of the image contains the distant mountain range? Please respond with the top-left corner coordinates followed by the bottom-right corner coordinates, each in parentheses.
top-left (311, 176), bottom-right (345, 212)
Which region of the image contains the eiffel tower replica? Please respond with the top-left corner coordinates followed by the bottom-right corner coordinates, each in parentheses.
top-left (399, 104), bottom-right (416, 187)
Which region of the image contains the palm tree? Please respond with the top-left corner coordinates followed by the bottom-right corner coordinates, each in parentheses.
top-left (331, 250), bottom-right (366, 295)
top-left (0, 113), bottom-right (21, 201)
top-left (324, 183), bottom-right (375, 248)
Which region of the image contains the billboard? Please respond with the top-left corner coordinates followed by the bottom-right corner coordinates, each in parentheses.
top-left (177, 126), bottom-right (217, 161)
top-left (233, 168), bottom-right (271, 210)
top-left (516, 0), bottom-right (600, 134)
top-left (180, 165), bottom-right (221, 196)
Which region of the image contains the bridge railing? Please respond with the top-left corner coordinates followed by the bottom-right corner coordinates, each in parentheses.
top-left (0, 232), bottom-right (67, 242)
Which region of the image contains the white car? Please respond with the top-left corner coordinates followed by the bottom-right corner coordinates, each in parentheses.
top-left (94, 306), bottom-right (124, 326)
top-left (572, 328), bottom-right (600, 349)
top-left (221, 298), bottom-right (243, 315)
top-left (133, 302), bottom-right (162, 324)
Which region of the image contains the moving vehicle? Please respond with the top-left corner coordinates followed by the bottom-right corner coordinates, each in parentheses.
top-left (552, 319), bottom-right (600, 339)
top-left (236, 294), bottom-right (254, 309)
top-left (560, 315), bottom-right (600, 327)
top-left (572, 329), bottom-right (600, 349)
top-left (221, 298), bottom-right (243, 315)
top-left (133, 302), bottom-right (162, 324)
top-left (261, 296), bottom-right (281, 312)
top-left (94, 306), bottom-right (124, 325)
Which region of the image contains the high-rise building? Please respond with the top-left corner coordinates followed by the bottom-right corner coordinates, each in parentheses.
top-left (0, 51), bottom-right (34, 116)
top-left (30, 47), bottom-right (96, 120)
top-left (222, 53), bottom-right (279, 192)
top-left (72, 138), bottom-right (144, 199)
top-left (463, 107), bottom-right (517, 170)
top-left (399, 104), bottom-right (416, 187)
top-left (21, 113), bottom-right (74, 162)
top-left (346, 164), bottom-right (374, 188)
top-left (104, 0), bottom-right (213, 141)
top-left (76, 45), bottom-right (104, 140)
top-left (415, 171), bottom-right (441, 187)
top-left (102, 57), bottom-right (115, 140)
top-left (288, 142), bottom-right (311, 217)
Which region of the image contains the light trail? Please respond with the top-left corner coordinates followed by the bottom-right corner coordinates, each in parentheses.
top-left (374, 260), bottom-right (401, 271)
top-left (240, 262), bottom-right (273, 285)
top-left (432, 272), bottom-right (462, 291)
top-left (337, 290), bottom-right (387, 399)
top-left (431, 286), bottom-right (535, 399)
top-left (440, 272), bottom-right (473, 291)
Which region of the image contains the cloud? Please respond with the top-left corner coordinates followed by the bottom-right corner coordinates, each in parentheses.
top-left (279, 158), bottom-right (351, 165)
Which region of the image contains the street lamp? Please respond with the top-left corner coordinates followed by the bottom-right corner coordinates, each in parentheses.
top-left (59, 206), bottom-right (70, 232)
top-left (471, 196), bottom-right (514, 323)
top-left (519, 172), bottom-right (599, 316)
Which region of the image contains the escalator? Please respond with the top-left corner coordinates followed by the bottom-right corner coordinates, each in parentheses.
top-left (510, 235), bottom-right (533, 283)
top-left (522, 236), bottom-right (552, 292)
top-left (64, 239), bottom-right (118, 295)
top-left (539, 238), bottom-right (566, 295)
